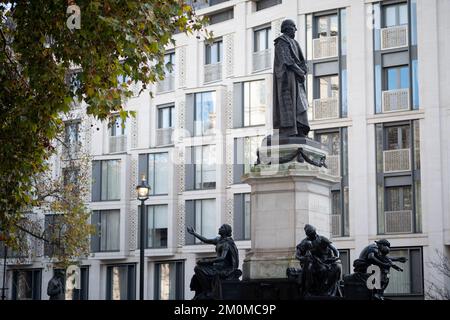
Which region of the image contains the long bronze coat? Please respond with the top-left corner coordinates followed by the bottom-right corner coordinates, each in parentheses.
top-left (273, 34), bottom-right (309, 136)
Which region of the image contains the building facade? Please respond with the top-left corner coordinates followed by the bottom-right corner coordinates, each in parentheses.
top-left (1, 0), bottom-right (450, 300)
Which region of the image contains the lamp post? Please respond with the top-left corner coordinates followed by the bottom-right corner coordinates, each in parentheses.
top-left (136, 175), bottom-right (150, 300)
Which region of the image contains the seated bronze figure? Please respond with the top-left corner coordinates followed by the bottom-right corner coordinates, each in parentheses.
top-left (187, 224), bottom-right (242, 299)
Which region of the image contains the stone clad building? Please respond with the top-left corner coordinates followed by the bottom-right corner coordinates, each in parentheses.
top-left (1, 0), bottom-right (450, 300)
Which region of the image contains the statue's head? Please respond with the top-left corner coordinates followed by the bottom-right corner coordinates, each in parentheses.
top-left (281, 19), bottom-right (297, 39)
top-left (375, 239), bottom-right (391, 255)
top-left (219, 224), bottom-right (232, 237)
top-left (304, 224), bottom-right (317, 238)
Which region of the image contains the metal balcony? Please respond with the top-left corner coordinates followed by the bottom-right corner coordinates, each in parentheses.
top-left (382, 88), bottom-right (410, 112)
top-left (157, 73), bottom-right (175, 93)
top-left (156, 128), bottom-right (174, 146)
top-left (109, 135), bottom-right (127, 153)
top-left (326, 154), bottom-right (340, 177)
top-left (204, 62), bottom-right (222, 83)
top-left (385, 210), bottom-right (413, 234)
top-left (252, 49), bottom-right (272, 72)
top-left (383, 148), bottom-right (411, 173)
top-left (312, 97), bottom-right (339, 120)
top-left (331, 214), bottom-right (342, 237)
top-left (381, 25), bottom-right (408, 50)
top-left (312, 36), bottom-right (338, 60)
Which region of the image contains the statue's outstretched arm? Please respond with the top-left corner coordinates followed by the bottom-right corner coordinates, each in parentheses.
top-left (187, 226), bottom-right (218, 245)
top-left (368, 252), bottom-right (391, 268)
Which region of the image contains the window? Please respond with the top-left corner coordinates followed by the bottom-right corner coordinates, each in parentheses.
top-left (44, 214), bottom-right (65, 257)
top-left (205, 40), bottom-right (222, 65)
top-left (164, 52), bottom-right (175, 75)
top-left (108, 115), bottom-right (127, 153)
top-left (385, 65), bottom-right (409, 91)
top-left (64, 121), bottom-right (80, 149)
top-left (158, 105), bottom-right (174, 129)
top-left (256, 0), bottom-right (281, 11)
top-left (375, 121), bottom-right (421, 234)
top-left (385, 247), bottom-right (423, 297)
top-left (146, 205), bottom-right (168, 248)
top-left (234, 136), bottom-right (264, 184)
top-left (63, 167), bottom-right (79, 188)
top-left (207, 8), bottom-right (233, 25)
top-left (233, 193), bottom-right (251, 240)
top-left (91, 210), bottom-right (120, 252)
top-left (316, 14), bottom-right (338, 38)
top-left (106, 264), bottom-right (136, 300)
top-left (92, 159), bottom-right (121, 201)
top-left (385, 125), bottom-right (410, 150)
top-left (318, 75), bottom-right (339, 99)
top-left (54, 267), bottom-right (89, 300)
top-left (66, 71), bottom-right (81, 94)
top-left (315, 128), bottom-right (349, 237)
top-left (338, 249), bottom-right (351, 277)
top-left (109, 115), bottom-right (127, 137)
top-left (194, 199), bottom-right (216, 243)
top-left (148, 153), bottom-right (169, 195)
top-left (194, 145), bottom-right (216, 190)
top-left (194, 91), bottom-right (216, 136)
top-left (154, 261), bottom-right (184, 300)
top-left (383, 3), bottom-right (408, 28)
top-left (254, 27), bottom-right (271, 52)
top-left (12, 269), bottom-right (42, 300)
top-left (244, 80), bottom-right (266, 126)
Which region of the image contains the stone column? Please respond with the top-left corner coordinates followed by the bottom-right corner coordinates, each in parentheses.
top-left (242, 162), bottom-right (338, 280)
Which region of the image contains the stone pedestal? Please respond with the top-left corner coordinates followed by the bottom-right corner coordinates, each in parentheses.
top-left (242, 162), bottom-right (339, 280)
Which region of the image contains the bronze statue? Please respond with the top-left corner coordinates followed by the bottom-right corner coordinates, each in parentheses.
top-left (351, 239), bottom-right (407, 300)
top-left (288, 224), bottom-right (342, 297)
top-left (273, 19), bottom-right (310, 138)
top-left (187, 224), bottom-right (242, 299)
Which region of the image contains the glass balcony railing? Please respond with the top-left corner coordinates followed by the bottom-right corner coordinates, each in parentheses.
top-left (157, 73), bottom-right (175, 93)
top-left (252, 49), bottom-right (272, 72)
top-left (109, 136), bottom-right (127, 153)
top-left (312, 96), bottom-right (339, 120)
top-left (156, 128), bottom-right (174, 146)
top-left (204, 62), bottom-right (222, 83)
top-left (382, 88), bottom-right (410, 113)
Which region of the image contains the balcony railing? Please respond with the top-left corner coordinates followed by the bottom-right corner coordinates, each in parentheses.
top-left (381, 25), bottom-right (408, 50)
top-left (156, 128), bottom-right (174, 146)
top-left (326, 154), bottom-right (340, 177)
top-left (385, 210), bottom-right (413, 234)
top-left (204, 62), bottom-right (222, 83)
top-left (382, 88), bottom-right (410, 112)
top-left (109, 135), bottom-right (127, 153)
top-left (313, 36), bottom-right (338, 60)
top-left (331, 214), bottom-right (342, 237)
top-left (313, 97), bottom-right (339, 120)
top-left (383, 148), bottom-right (411, 173)
top-left (157, 73), bottom-right (175, 93)
top-left (253, 49), bottom-right (272, 72)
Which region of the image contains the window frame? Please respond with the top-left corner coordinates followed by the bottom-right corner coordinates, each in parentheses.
top-left (154, 261), bottom-right (185, 300)
top-left (106, 264), bottom-right (136, 300)
top-left (205, 39), bottom-right (223, 65)
top-left (146, 204), bottom-right (169, 249)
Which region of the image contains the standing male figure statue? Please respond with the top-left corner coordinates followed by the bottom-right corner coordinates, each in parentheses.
top-left (273, 19), bottom-right (310, 138)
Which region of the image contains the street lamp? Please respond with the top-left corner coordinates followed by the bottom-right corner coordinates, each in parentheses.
top-left (136, 175), bottom-right (150, 300)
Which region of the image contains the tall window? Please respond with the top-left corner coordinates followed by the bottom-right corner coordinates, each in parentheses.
top-left (158, 105), bottom-right (174, 129)
top-left (194, 91), bottom-right (216, 136)
top-left (194, 199), bottom-right (216, 243)
top-left (194, 145), bottom-right (216, 190)
top-left (384, 247), bottom-right (423, 297)
top-left (205, 40), bottom-right (222, 65)
top-left (148, 153), bottom-right (169, 195)
top-left (110, 115), bottom-right (127, 137)
top-left (233, 193), bottom-right (251, 240)
top-left (12, 269), bottom-right (42, 300)
top-left (109, 116), bottom-right (127, 153)
top-left (64, 121), bottom-right (80, 148)
top-left (254, 27), bottom-right (271, 52)
top-left (91, 210), bottom-right (120, 252)
top-left (91, 159), bottom-right (122, 201)
top-left (315, 128), bottom-right (349, 237)
top-left (54, 267), bottom-right (89, 300)
top-left (234, 136), bottom-right (264, 183)
top-left (164, 52), bottom-right (175, 75)
top-left (316, 14), bottom-right (338, 38)
top-left (106, 264), bottom-right (136, 300)
top-left (146, 205), bottom-right (168, 248)
top-left (383, 2), bottom-right (408, 27)
top-left (154, 261), bottom-right (184, 300)
top-left (44, 214), bottom-right (65, 257)
top-left (63, 167), bottom-right (79, 188)
top-left (376, 121), bottom-right (421, 234)
top-left (244, 80), bottom-right (266, 126)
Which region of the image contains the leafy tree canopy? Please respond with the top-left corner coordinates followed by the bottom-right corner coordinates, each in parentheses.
top-left (0, 0), bottom-right (208, 246)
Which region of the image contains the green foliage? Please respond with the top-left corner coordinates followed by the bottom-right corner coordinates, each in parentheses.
top-left (0, 1), bottom-right (208, 251)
